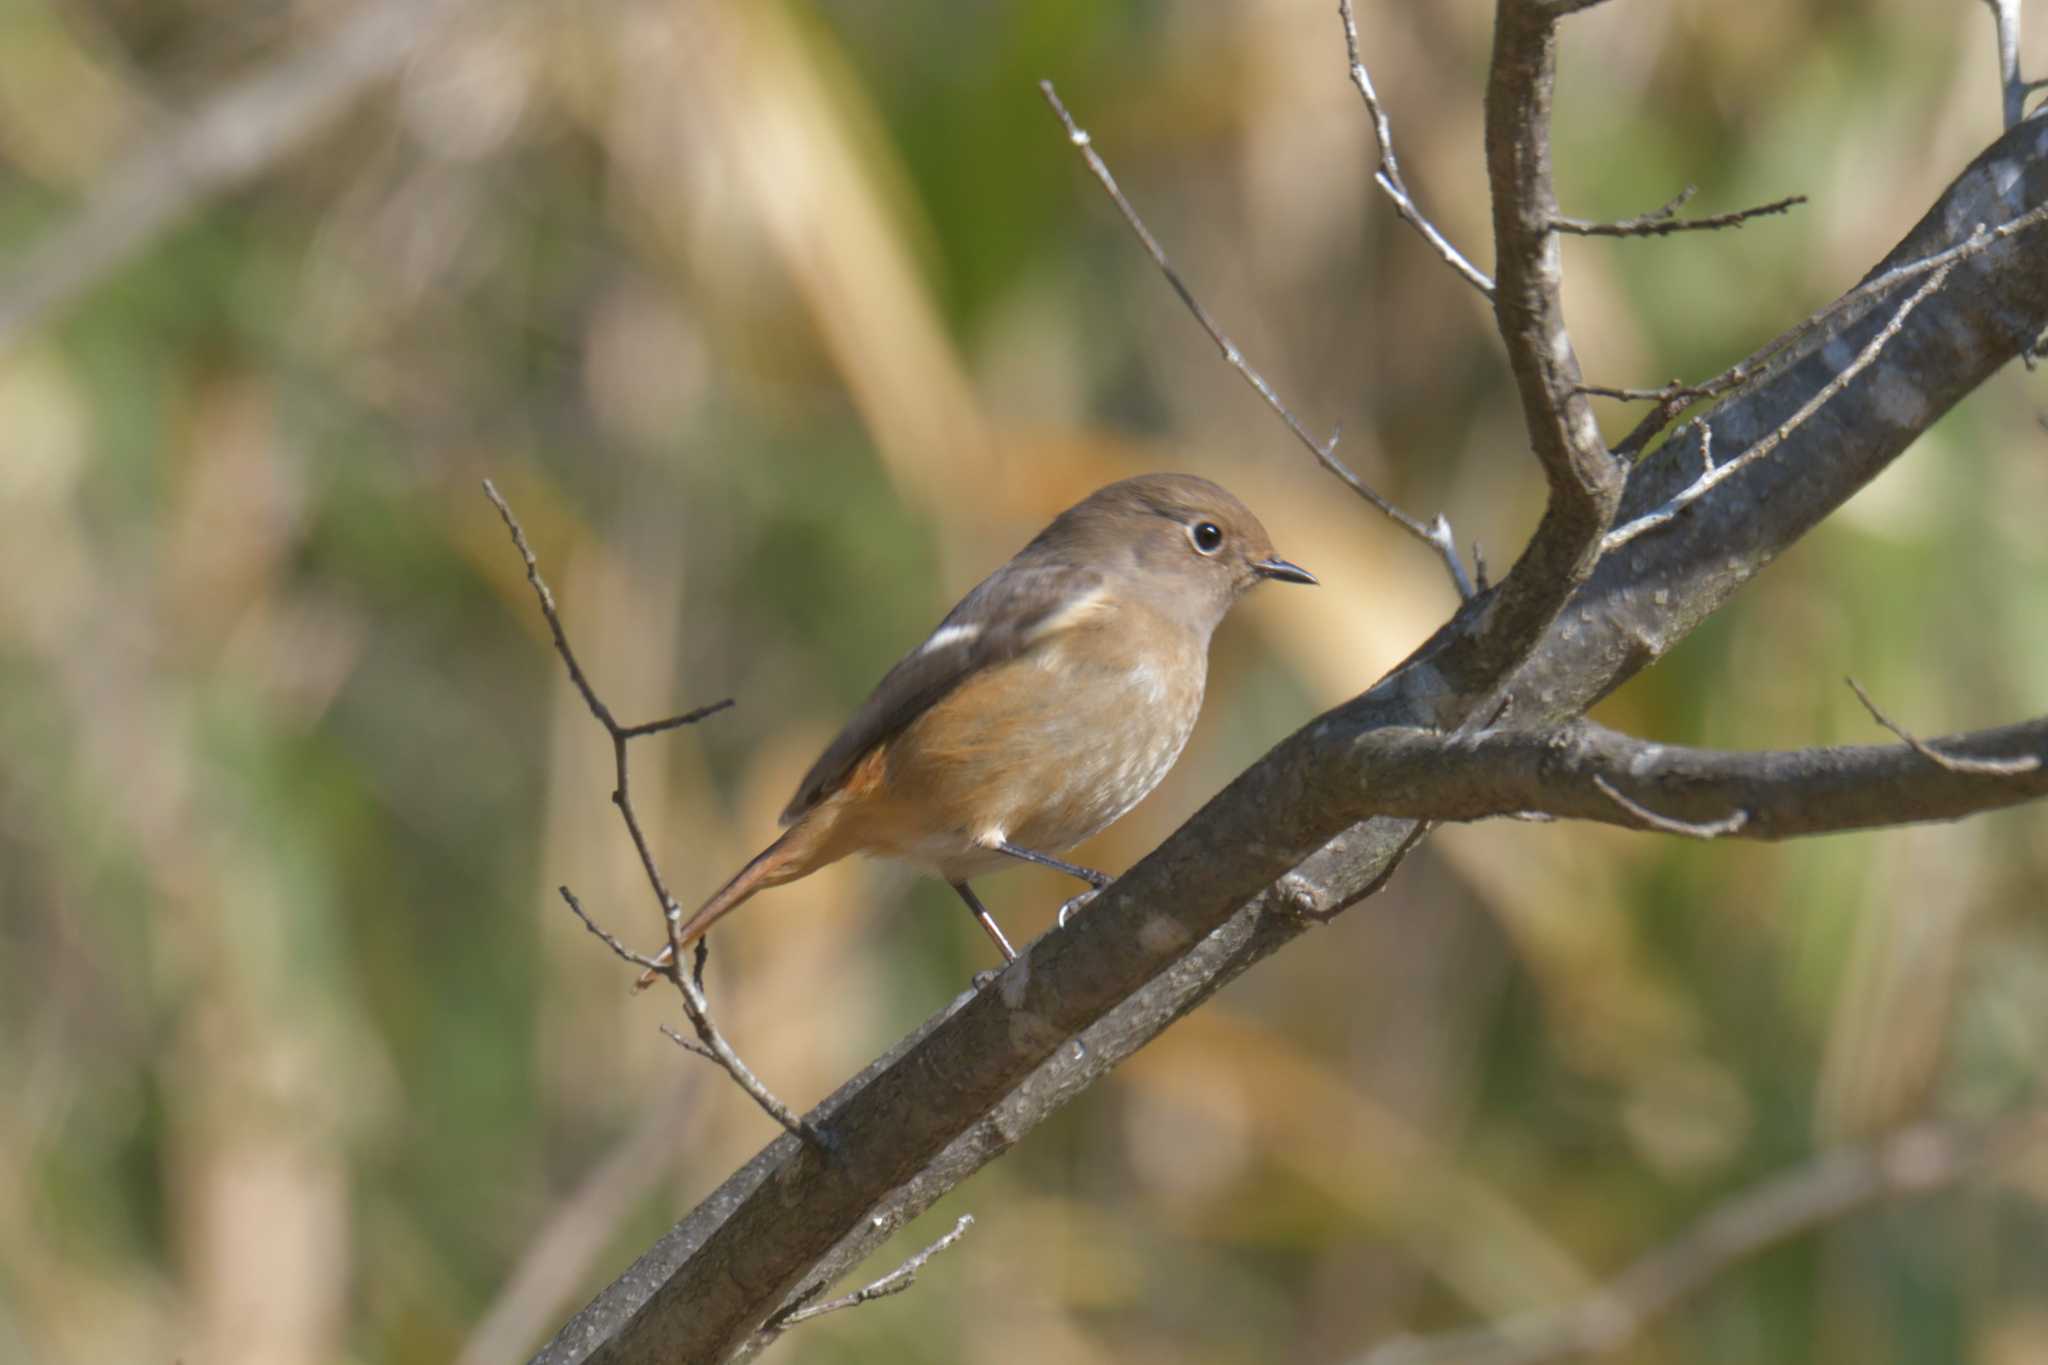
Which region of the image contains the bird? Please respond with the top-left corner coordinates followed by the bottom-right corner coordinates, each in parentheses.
top-left (638, 472), bottom-right (1314, 983)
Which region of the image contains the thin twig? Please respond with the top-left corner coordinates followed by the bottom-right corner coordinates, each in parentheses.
top-left (659, 1024), bottom-right (719, 1064)
top-left (1591, 775), bottom-right (1748, 839)
top-left (1845, 677), bottom-right (2043, 777)
top-left (764, 1214), bottom-right (976, 1333)
top-left (1577, 375), bottom-right (1741, 406)
top-left (1579, 383), bottom-right (1682, 402)
top-left (1602, 259), bottom-right (1956, 552)
top-left (1607, 202), bottom-right (2048, 460)
top-left (1336, 0), bottom-right (1496, 298)
top-left (560, 885), bottom-right (663, 971)
top-left (482, 479), bottom-right (823, 1147)
top-left (1554, 190), bottom-right (1806, 238)
top-left (620, 706), bottom-right (734, 739)
top-left (1036, 79), bottom-right (1475, 601)
top-left (1359, 1110), bottom-right (2048, 1365)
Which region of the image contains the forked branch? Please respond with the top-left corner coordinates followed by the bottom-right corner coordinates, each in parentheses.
top-left (1336, 0), bottom-right (1496, 296)
top-left (481, 480), bottom-right (821, 1147)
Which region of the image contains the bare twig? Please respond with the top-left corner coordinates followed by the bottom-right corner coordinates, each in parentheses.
top-left (1602, 259), bottom-right (1956, 552)
top-left (1984, 0), bottom-right (2048, 130)
top-left (1336, 0), bottom-right (1496, 297)
top-left (1845, 677), bottom-right (2043, 777)
top-left (761, 1214), bottom-right (975, 1336)
top-left (560, 885), bottom-right (663, 972)
top-left (1590, 775), bottom-right (1748, 839)
top-left (482, 479), bottom-right (821, 1147)
top-left (1577, 374), bottom-right (1743, 409)
top-left (1608, 202), bottom-right (2048, 460)
top-left (0, 0), bottom-right (472, 353)
top-left (1554, 189), bottom-right (1807, 238)
top-left (1359, 1110), bottom-right (2048, 1365)
top-left (1036, 79), bottom-right (1475, 601)
top-left (659, 1024), bottom-right (719, 1064)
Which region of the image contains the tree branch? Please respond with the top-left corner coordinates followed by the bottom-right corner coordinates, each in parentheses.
top-left (1324, 715), bottom-right (2048, 838)
top-left (481, 481), bottom-right (822, 1149)
top-left (1553, 187), bottom-right (1808, 237)
top-left (754, 1214), bottom-right (974, 1343)
top-left (1452, 0), bottom-right (1624, 693)
top-left (1606, 199), bottom-right (2048, 460)
top-left (1603, 257), bottom-right (1956, 551)
top-left (1336, 0), bottom-right (1496, 297)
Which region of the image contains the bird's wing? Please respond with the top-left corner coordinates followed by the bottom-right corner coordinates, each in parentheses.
top-left (780, 562), bottom-right (1109, 824)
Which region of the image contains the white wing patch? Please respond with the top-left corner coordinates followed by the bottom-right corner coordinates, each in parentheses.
top-left (920, 622), bottom-right (982, 654)
top-left (1022, 585), bottom-right (1114, 645)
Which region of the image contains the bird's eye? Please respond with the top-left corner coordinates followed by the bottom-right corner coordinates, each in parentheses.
top-left (1190, 521), bottom-right (1224, 555)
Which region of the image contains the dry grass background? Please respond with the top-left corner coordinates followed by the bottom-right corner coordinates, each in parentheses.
top-left (3, 1), bottom-right (2047, 1362)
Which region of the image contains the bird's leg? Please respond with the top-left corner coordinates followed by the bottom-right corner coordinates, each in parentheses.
top-left (951, 882), bottom-right (1017, 962)
top-left (992, 841), bottom-right (1113, 889)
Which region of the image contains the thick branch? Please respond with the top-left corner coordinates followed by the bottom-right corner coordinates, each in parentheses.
top-left (1325, 716), bottom-right (2048, 838)
top-left (1603, 259), bottom-right (1957, 552)
top-left (1460, 0), bottom-right (1625, 691)
top-left (1605, 199), bottom-right (2048, 460)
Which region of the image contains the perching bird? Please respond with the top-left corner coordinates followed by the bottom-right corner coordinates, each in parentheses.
top-left (640, 473), bottom-right (1314, 981)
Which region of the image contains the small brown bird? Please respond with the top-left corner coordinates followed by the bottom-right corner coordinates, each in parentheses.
top-left (641, 473), bottom-right (1313, 981)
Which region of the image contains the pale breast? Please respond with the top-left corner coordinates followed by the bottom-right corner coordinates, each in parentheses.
top-left (1002, 626), bottom-right (1207, 852)
top-left (868, 603), bottom-right (1211, 877)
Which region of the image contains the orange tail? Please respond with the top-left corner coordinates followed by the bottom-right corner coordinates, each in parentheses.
top-left (632, 819), bottom-right (839, 989)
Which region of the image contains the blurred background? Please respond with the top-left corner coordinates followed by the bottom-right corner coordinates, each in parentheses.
top-left (4, 0), bottom-right (2048, 1361)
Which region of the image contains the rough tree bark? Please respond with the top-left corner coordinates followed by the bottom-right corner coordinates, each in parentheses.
top-left (532, 6), bottom-right (2048, 1362)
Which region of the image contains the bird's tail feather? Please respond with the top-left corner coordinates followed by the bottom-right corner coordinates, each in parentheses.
top-left (631, 823), bottom-right (828, 990)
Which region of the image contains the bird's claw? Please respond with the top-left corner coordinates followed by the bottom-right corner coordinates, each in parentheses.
top-left (1056, 888), bottom-right (1102, 928)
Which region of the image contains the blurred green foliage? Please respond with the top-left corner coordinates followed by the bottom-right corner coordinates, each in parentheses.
top-left (2, 1), bottom-right (2046, 1363)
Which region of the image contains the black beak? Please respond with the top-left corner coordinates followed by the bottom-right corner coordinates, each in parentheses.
top-left (1252, 556), bottom-right (1317, 586)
